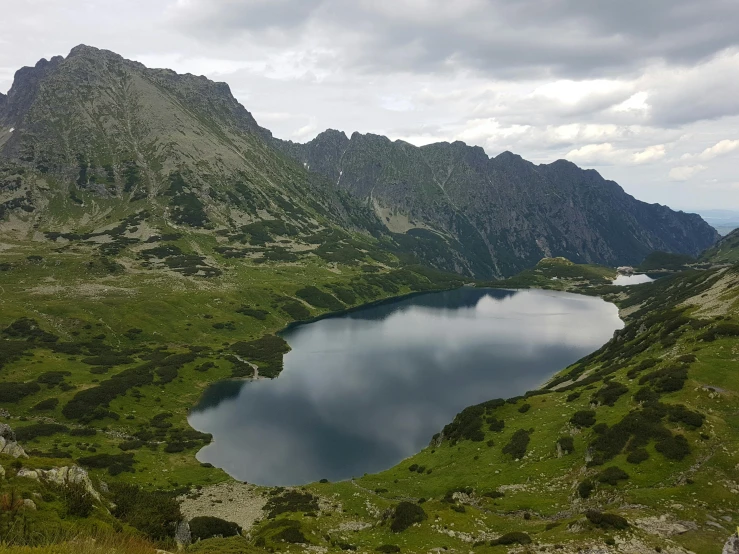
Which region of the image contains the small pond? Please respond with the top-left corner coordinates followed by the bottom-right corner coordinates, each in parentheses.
top-left (189, 287), bottom-right (622, 486)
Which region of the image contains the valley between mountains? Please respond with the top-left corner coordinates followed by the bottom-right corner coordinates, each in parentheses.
top-left (0, 46), bottom-right (738, 554)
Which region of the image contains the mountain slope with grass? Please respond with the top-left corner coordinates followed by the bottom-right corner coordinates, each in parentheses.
top-left (702, 228), bottom-right (739, 264)
top-left (2, 258), bottom-right (738, 553)
top-left (275, 130), bottom-right (719, 277)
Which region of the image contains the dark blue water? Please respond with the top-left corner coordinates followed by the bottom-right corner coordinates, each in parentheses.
top-left (188, 288), bottom-right (622, 486)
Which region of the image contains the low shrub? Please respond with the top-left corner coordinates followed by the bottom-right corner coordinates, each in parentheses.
top-left (15, 423), bottom-right (69, 441)
top-left (375, 545), bottom-right (400, 553)
top-left (488, 418), bottom-right (505, 432)
top-left (295, 286), bottom-right (344, 311)
top-left (585, 510), bottom-right (629, 530)
top-left (57, 477), bottom-right (95, 517)
top-left (110, 483), bottom-right (182, 540)
top-left (578, 480), bottom-right (594, 499)
top-left (390, 502), bottom-right (427, 532)
top-left (592, 381), bottom-right (629, 407)
top-left (275, 526), bottom-right (308, 544)
top-left (189, 516), bottom-right (242, 540)
top-left (655, 434), bottom-right (690, 460)
top-left (596, 466), bottom-right (629, 486)
top-left (31, 398), bottom-right (59, 411)
top-left (78, 453), bottom-right (136, 475)
top-left (518, 403), bottom-right (531, 413)
top-left (0, 382), bottom-right (41, 402)
top-left (571, 410), bottom-right (596, 428)
top-left (490, 532), bottom-right (532, 546)
top-left (502, 429), bottom-right (531, 459)
top-left (265, 490), bottom-right (319, 518)
top-left (626, 448), bottom-right (649, 464)
top-left (557, 436), bottom-right (574, 454)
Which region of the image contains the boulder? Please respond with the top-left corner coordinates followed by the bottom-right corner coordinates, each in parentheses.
top-left (724, 534), bottom-right (739, 554)
top-left (17, 465), bottom-right (101, 501)
top-left (175, 520), bottom-right (191, 546)
top-left (0, 464), bottom-right (5, 480)
top-left (17, 468), bottom-right (39, 480)
top-left (22, 498), bottom-right (36, 511)
top-left (0, 424), bottom-right (28, 458)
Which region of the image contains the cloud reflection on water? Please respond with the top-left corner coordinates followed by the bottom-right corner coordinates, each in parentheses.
top-left (188, 288), bottom-right (622, 485)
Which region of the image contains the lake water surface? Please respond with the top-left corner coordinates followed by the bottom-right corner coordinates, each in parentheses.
top-left (189, 288), bottom-right (622, 486)
top-left (612, 274), bottom-right (655, 286)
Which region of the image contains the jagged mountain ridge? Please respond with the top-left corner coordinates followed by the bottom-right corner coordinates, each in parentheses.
top-left (0, 45), bottom-right (367, 239)
top-left (275, 130), bottom-right (720, 277)
top-left (0, 45), bottom-right (720, 279)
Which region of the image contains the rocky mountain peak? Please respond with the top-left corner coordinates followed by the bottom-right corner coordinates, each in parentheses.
top-left (274, 128), bottom-right (720, 277)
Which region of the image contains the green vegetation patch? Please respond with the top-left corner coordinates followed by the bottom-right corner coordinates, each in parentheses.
top-left (230, 335), bottom-right (290, 379)
top-left (390, 501), bottom-right (427, 532)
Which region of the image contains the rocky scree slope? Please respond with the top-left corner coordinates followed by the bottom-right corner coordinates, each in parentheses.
top-left (275, 130), bottom-right (719, 277)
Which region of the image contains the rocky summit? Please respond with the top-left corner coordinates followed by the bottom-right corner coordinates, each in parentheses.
top-left (275, 130), bottom-right (719, 277)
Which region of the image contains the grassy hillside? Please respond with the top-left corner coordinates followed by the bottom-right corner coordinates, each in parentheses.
top-left (702, 228), bottom-right (739, 264)
top-left (2, 250), bottom-right (738, 552)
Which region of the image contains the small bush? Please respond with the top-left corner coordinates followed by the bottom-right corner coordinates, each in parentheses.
top-left (585, 510), bottom-right (629, 530)
top-left (571, 410), bottom-right (596, 428)
top-left (15, 423), bottom-right (69, 441)
top-left (488, 418), bottom-right (505, 432)
top-left (626, 448), bottom-right (649, 464)
top-left (502, 429), bottom-right (531, 459)
top-left (58, 478), bottom-right (94, 518)
top-left (189, 516), bottom-right (242, 540)
top-left (390, 502), bottom-right (427, 533)
top-left (578, 480), bottom-right (595, 499)
top-left (110, 483), bottom-right (182, 540)
top-left (596, 466), bottom-right (629, 486)
top-left (375, 545), bottom-right (400, 553)
top-left (557, 436), bottom-right (574, 454)
top-left (118, 440), bottom-right (143, 451)
top-left (655, 434), bottom-right (690, 460)
top-left (592, 381), bottom-right (629, 407)
top-left (518, 403), bottom-right (531, 413)
top-left (265, 491), bottom-right (319, 518)
top-left (275, 526), bottom-right (308, 544)
top-left (32, 398), bottom-right (59, 411)
top-left (490, 532), bottom-right (532, 546)
top-left (566, 392), bottom-right (581, 402)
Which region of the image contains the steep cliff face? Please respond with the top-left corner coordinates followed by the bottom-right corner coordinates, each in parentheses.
top-left (276, 131), bottom-right (719, 277)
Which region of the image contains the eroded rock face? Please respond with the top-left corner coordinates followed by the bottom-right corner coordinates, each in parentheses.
top-left (16, 465), bottom-right (101, 501)
top-left (0, 424), bottom-right (28, 458)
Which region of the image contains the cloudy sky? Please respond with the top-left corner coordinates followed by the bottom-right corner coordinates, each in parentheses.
top-left (2, 0), bottom-right (739, 210)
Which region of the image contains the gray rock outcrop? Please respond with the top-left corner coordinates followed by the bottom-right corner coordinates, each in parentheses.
top-left (17, 465), bottom-right (101, 501)
top-left (724, 534), bottom-right (739, 554)
top-left (0, 423), bottom-right (28, 458)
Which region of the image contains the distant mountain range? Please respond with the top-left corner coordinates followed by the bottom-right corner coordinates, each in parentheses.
top-left (274, 130), bottom-right (719, 275)
top-left (0, 45), bottom-right (720, 277)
